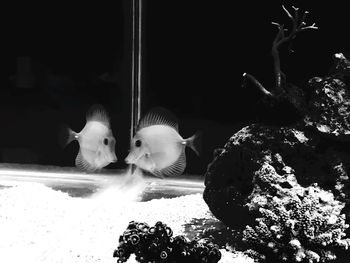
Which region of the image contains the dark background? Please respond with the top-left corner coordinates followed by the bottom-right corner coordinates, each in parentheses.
top-left (1, 0), bottom-right (349, 174)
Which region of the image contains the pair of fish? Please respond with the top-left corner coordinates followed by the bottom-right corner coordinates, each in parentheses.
top-left (62, 105), bottom-right (201, 177)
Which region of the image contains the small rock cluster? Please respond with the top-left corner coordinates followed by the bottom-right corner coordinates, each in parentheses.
top-left (113, 221), bottom-right (221, 263)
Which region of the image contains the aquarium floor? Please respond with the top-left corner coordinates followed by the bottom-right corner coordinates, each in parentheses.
top-left (0, 164), bottom-right (253, 263)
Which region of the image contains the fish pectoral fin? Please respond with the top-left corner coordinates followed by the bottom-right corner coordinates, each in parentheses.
top-left (75, 151), bottom-right (96, 173)
top-left (154, 150), bottom-right (186, 177)
top-left (137, 107), bottom-right (179, 131)
top-left (86, 104), bottom-right (111, 128)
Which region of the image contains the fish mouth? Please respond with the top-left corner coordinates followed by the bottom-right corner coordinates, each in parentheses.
top-left (105, 153), bottom-right (117, 164)
top-left (125, 152), bottom-right (138, 164)
top-left (124, 157), bottom-right (132, 164)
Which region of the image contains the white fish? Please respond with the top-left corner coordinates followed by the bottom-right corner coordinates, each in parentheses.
top-left (61, 105), bottom-right (117, 172)
top-left (125, 107), bottom-right (201, 178)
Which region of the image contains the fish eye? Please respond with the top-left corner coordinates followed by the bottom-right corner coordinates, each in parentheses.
top-left (103, 138), bottom-right (109, 145)
top-left (135, 139), bottom-right (142, 147)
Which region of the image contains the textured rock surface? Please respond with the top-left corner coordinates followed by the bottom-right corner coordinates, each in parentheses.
top-left (204, 125), bottom-right (314, 227)
top-left (244, 184), bottom-right (350, 263)
top-left (203, 54), bottom-right (350, 261)
top-left (304, 76), bottom-right (350, 140)
top-left (204, 125), bottom-right (350, 219)
top-left (303, 53), bottom-right (350, 141)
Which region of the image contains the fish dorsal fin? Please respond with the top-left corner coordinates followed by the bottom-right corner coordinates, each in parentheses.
top-left (75, 151), bottom-right (96, 172)
top-left (86, 104), bottom-right (110, 128)
top-left (138, 107), bottom-right (178, 131)
top-left (153, 150), bottom-right (186, 177)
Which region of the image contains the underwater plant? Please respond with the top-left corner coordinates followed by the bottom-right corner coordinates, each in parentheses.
top-left (242, 185), bottom-right (350, 263)
top-left (243, 5), bottom-right (317, 105)
top-left (113, 220), bottom-right (221, 263)
top-left (241, 5), bottom-right (318, 126)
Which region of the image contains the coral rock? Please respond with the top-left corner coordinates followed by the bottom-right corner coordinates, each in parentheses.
top-left (203, 53), bottom-right (350, 262)
top-left (304, 76), bottom-right (350, 140)
top-left (243, 185), bottom-right (350, 263)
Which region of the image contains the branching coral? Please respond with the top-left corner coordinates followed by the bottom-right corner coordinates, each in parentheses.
top-left (113, 221), bottom-right (221, 263)
top-left (243, 5), bottom-right (317, 99)
top-left (241, 6), bottom-right (318, 125)
top-left (243, 186), bottom-right (350, 262)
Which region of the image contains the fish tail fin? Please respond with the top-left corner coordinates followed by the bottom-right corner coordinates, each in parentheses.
top-left (58, 124), bottom-right (77, 148)
top-left (186, 131), bottom-right (202, 156)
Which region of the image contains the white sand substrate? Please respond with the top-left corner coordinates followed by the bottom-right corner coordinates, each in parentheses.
top-left (0, 172), bottom-right (253, 263)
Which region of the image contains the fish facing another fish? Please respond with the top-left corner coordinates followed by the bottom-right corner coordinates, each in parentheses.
top-left (61, 105), bottom-right (117, 172)
top-left (125, 107), bottom-right (201, 178)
